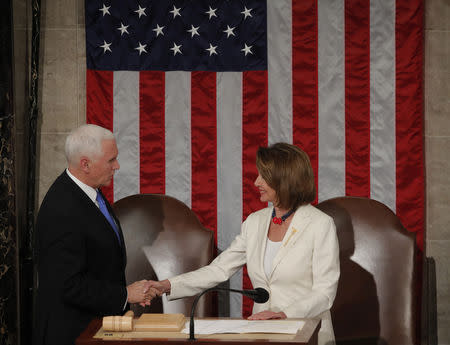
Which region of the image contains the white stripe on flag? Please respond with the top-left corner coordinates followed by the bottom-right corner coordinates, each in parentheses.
top-left (318, 0), bottom-right (346, 202)
top-left (165, 71), bottom-right (192, 207)
top-left (217, 71), bottom-right (243, 317)
top-left (370, 0), bottom-right (396, 212)
top-left (114, 71), bottom-right (140, 201)
top-left (267, 0), bottom-right (292, 145)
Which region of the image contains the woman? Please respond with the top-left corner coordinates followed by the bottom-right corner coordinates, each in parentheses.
top-left (152, 143), bottom-right (339, 345)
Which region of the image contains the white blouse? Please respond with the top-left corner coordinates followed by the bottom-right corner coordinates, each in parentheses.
top-left (264, 238), bottom-right (283, 278)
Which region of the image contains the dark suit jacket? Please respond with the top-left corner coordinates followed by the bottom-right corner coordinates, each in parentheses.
top-left (34, 171), bottom-right (128, 345)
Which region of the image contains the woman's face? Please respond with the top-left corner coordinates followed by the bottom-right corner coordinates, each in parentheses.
top-left (254, 173), bottom-right (277, 204)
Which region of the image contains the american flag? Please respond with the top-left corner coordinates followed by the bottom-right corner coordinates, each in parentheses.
top-left (85, 0), bottom-right (424, 317)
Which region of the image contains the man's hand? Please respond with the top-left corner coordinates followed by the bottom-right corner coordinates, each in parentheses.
top-left (126, 280), bottom-right (160, 306)
top-left (247, 310), bottom-right (287, 320)
top-left (148, 279), bottom-right (171, 295)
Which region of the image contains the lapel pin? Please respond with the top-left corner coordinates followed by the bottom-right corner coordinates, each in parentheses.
top-left (283, 228), bottom-right (298, 246)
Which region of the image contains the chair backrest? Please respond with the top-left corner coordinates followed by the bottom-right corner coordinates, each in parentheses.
top-left (113, 194), bottom-right (216, 317)
top-left (316, 197), bottom-right (419, 345)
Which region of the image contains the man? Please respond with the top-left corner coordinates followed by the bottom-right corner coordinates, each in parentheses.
top-left (34, 124), bottom-right (157, 345)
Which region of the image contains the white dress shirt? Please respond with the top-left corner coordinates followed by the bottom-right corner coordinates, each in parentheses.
top-left (66, 169), bottom-right (98, 205)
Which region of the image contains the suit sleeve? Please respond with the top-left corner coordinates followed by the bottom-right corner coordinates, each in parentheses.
top-left (283, 217), bottom-right (340, 318)
top-left (168, 217), bottom-right (252, 300)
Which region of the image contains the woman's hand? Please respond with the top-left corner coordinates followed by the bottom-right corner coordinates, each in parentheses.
top-left (126, 280), bottom-right (159, 306)
top-left (247, 310), bottom-right (287, 320)
top-left (147, 279), bottom-right (171, 295)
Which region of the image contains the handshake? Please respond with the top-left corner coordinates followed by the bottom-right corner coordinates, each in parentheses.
top-left (126, 279), bottom-right (171, 307)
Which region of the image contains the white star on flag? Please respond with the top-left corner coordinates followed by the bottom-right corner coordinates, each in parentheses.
top-left (241, 7), bottom-right (252, 19)
top-left (187, 25), bottom-right (200, 38)
top-left (135, 5), bottom-right (146, 18)
top-left (223, 25), bottom-right (236, 38)
top-left (100, 40), bottom-right (112, 53)
top-left (241, 43), bottom-right (252, 56)
top-left (170, 5), bottom-right (181, 18)
top-left (117, 23), bottom-right (129, 36)
top-left (170, 42), bottom-right (182, 55)
top-left (205, 6), bottom-right (217, 19)
top-left (99, 4), bottom-right (110, 16)
top-left (206, 43), bottom-right (218, 56)
top-left (135, 42), bottom-right (147, 55)
top-left (153, 24), bottom-right (165, 37)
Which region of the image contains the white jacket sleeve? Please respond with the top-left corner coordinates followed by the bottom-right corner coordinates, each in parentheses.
top-left (168, 219), bottom-right (250, 300)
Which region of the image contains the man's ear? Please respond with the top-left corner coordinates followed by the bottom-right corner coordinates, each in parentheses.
top-left (80, 157), bottom-right (90, 172)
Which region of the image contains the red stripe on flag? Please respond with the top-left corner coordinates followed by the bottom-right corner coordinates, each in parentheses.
top-left (191, 71), bottom-right (217, 243)
top-left (242, 70), bottom-right (268, 318)
top-left (344, 0), bottom-right (371, 197)
top-left (86, 69), bottom-right (115, 202)
top-left (395, 0), bottom-right (425, 249)
top-left (139, 71), bottom-right (165, 194)
top-left (292, 0), bottom-right (318, 203)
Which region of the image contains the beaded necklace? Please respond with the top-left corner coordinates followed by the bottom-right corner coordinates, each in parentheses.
top-left (271, 208), bottom-right (294, 225)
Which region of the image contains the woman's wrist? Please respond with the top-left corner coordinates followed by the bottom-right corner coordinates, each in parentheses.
top-left (162, 279), bottom-right (171, 294)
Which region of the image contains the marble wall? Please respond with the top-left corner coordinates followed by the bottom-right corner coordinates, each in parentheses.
top-left (1, 3), bottom-right (17, 344)
top-left (13, 0), bottom-right (450, 343)
top-left (36, 0), bottom-right (85, 202)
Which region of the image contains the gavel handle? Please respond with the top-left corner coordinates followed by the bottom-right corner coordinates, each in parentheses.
top-left (124, 310), bottom-right (134, 318)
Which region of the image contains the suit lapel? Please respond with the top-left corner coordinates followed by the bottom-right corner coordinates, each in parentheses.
top-left (269, 204), bottom-right (313, 279)
top-left (62, 172), bottom-right (126, 262)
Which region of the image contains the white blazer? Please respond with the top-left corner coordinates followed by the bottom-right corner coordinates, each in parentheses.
top-left (168, 204), bottom-right (340, 345)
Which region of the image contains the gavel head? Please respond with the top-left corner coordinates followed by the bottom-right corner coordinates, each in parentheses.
top-left (102, 310), bottom-right (134, 332)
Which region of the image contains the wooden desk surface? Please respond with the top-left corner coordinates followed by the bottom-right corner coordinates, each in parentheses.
top-left (76, 317), bottom-right (321, 345)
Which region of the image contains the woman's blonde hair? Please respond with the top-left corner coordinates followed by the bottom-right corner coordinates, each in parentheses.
top-left (256, 143), bottom-right (316, 210)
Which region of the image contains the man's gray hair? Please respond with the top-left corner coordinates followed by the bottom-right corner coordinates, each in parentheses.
top-left (65, 124), bottom-right (115, 165)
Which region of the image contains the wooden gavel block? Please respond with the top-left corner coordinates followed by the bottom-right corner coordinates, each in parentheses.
top-left (103, 311), bottom-right (185, 332)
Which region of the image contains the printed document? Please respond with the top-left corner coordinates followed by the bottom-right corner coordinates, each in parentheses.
top-left (182, 319), bottom-right (305, 335)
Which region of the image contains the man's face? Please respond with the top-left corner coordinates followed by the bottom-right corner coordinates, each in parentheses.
top-left (89, 139), bottom-right (120, 188)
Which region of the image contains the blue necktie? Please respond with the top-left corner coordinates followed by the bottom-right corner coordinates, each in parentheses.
top-left (96, 191), bottom-right (121, 245)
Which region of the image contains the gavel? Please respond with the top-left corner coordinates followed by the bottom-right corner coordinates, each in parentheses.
top-left (103, 310), bottom-right (134, 332)
top-left (102, 311), bottom-right (185, 332)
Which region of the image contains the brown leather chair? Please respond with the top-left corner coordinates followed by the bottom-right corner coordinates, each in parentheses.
top-left (113, 194), bottom-right (216, 317)
top-left (316, 197), bottom-right (437, 345)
